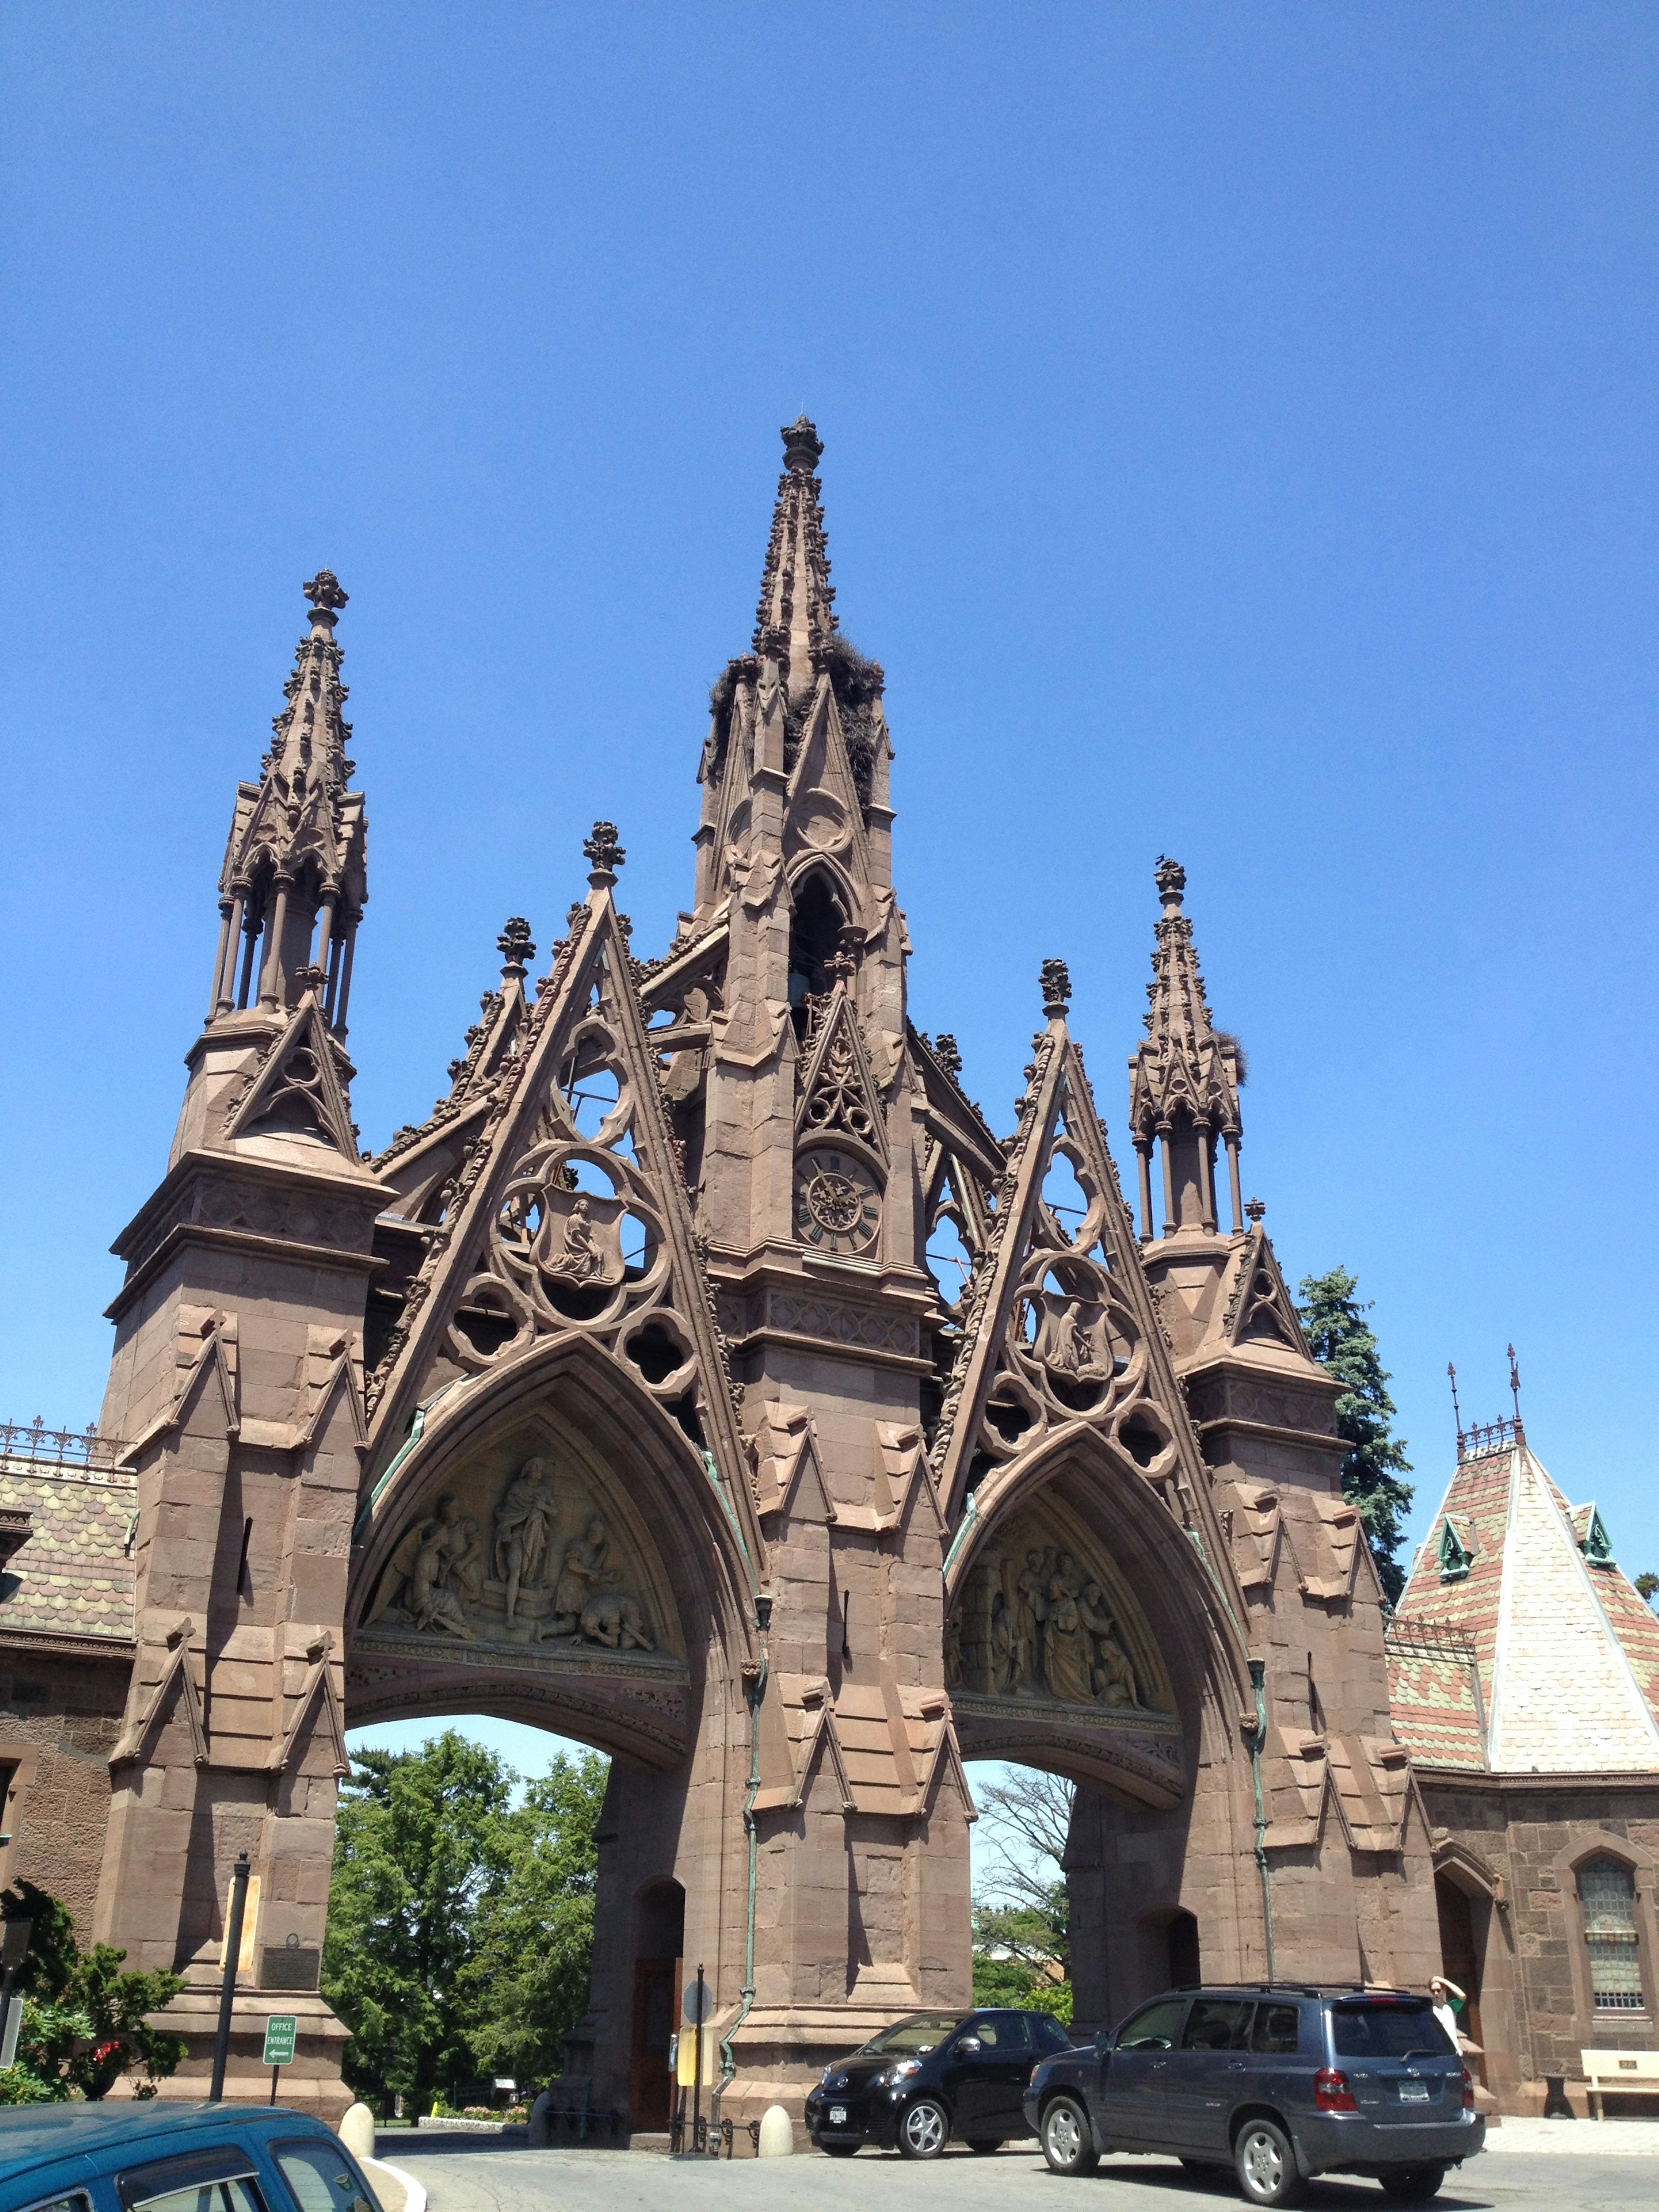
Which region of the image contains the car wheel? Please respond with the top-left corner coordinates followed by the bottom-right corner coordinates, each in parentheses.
top-left (1380, 2169), bottom-right (1445, 2202)
top-left (1233, 2117), bottom-right (1305, 2208)
top-left (1040, 2094), bottom-right (1099, 2177)
top-left (898, 2098), bottom-right (950, 2160)
top-left (966, 2139), bottom-right (1001, 2154)
top-left (820, 2143), bottom-right (860, 2158)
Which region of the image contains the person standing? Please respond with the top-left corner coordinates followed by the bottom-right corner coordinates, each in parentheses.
top-left (1429, 1974), bottom-right (1466, 2049)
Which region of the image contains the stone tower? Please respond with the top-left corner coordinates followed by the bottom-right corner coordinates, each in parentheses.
top-left (94, 573), bottom-right (378, 2106)
top-left (87, 426), bottom-right (1440, 2122)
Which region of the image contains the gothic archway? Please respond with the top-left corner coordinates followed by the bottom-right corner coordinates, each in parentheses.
top-left (347, 1335), bottom-right (756, 1767)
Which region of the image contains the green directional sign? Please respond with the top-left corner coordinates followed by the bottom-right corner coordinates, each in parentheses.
top-left (262, 2015), bottom-right (298, 2067)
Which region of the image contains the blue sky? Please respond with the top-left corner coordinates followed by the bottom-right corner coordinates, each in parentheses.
top-left (2, 0), bottom-right (1654, 1703)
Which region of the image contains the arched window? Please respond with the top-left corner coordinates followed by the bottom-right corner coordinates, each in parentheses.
top-left (1579, 1856), bottom-right (1644, 2012)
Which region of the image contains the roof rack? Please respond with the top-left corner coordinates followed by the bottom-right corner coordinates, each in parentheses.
top-left (1170, 1982), bottom-right (1415, 1999)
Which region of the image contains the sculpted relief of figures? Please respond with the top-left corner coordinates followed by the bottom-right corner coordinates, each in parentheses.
top-left (362, 1433), bottom-right (680, 1662)
top-left (946, 1501), bottom-right (1171, 1716)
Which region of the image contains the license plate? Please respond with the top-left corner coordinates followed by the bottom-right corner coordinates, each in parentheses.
top-left (1398, 2082), bottom-right (1430, 2102)
top-left (830, 2106), bottom-right (847, 2125)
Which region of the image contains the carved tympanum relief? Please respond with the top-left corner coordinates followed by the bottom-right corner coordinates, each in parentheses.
top-left (947, 1494), bottom-right (1174, 1719)
top-left (360, 1414), bottom-right (684, 1663)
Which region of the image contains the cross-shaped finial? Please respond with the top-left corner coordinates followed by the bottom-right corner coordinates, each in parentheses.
top-left (1244, 1196), bottom-right (1266, 1224)
top-left (1039, 957), bottom-right (1071, 1016)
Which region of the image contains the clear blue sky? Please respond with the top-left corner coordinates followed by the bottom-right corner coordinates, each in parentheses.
top-left (3, 0), bottom-right (1654, 1638)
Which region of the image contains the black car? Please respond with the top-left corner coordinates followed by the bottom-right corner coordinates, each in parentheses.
top-left (1023, 1983), bottom-right (1484, 2206)
top-left (806, 2006), bottom-right (1075, 2158)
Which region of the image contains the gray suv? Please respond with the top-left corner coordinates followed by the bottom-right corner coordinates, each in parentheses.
top-left (1022, 1984), bottom-right (1484, 2206)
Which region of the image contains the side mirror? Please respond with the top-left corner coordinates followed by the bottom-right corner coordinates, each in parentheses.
top-left (956, 2035), bottom-right (982, 2056)
top-left (1094, 2028), bottom-right (1114, 2054)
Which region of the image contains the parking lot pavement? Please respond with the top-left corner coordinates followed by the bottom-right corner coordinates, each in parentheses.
top-left (381, 2135), bottom-right (1659, 2212)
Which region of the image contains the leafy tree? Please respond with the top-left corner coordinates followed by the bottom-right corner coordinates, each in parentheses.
top-left (1635, 1571), bottom-right (1659, 1609)
top-left (461, 1752), bottom-right (607, 2085)
top-left (1297, 1267), bottom-right (1415, 1605)
top-left (971, 1767), bottom-right (1073, 2018)
top-left (0, 1880), bottom-right (185, 2102)
top-left (321, 1732), bottom-right (607, 2112)
top-left (323, 1732), bottom-right (515, 2110)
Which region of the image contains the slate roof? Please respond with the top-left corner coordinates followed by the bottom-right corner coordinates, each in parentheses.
top-left (0, 1456), bottom-right (138, 1647)
top-left (1389, 1425), bottom-right (1659, 1774)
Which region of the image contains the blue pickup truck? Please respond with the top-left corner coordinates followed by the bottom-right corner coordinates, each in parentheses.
top-left (1023, 1984), bottom-right (1484, 2207)
top-left (0, 2102), bottom-right (384, 2212)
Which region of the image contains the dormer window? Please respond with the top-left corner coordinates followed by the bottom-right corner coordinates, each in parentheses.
top-left (1582, 1508), bottom-right (1615, 1567)
top-left (0, 1509), bottom-right (30, 1584)
top-left (1437, 1517), bottom-right (1473, 1583)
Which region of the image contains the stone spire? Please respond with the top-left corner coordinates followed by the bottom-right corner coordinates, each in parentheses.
top-left (1127, 856), bottom-right (1244, 1239)
top-left (691, 419), bottom-right (891, 928)
top-left (207, 572), bottom-right (368, 1033)
top-left (753, 414), bottom-right (837, 703)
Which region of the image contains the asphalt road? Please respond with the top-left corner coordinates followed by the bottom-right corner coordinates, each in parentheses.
top-left (381, 2136), bottom-right (1659, 2212)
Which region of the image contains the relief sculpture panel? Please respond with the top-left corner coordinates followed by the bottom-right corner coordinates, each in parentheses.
top-left (946, 1491), bottom-right (1175, 1721)
top-left (359, 1408), bottom-right (685, 1666)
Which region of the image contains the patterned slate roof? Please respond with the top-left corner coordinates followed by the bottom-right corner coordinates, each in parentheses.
top-left (0, 1459), bottom-right (137, 1645)
top-left (1391, 1429), bottom-right (1659, 1773)
top-left (1385, 1629), bottom-right (1487, 1772)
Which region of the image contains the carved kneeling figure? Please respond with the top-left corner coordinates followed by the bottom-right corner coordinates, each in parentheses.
top-left (579, 1590), bottom-right (655, 1650)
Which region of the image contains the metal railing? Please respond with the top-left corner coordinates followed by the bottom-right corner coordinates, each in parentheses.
top-left (1455, 1414), bottom-right (1520, 1463)
top-left (1384, 1617), bottom-right (1478, 1659)
top-left (0, 1419), bottom-right (128, 1478)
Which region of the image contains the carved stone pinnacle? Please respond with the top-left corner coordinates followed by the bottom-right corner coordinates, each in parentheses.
top-left (1155, 854), bottom-right (1186, 906)
top-left (583, 821), bottom-right (625, 883)
top-left (781, 414), bottom-right (823, 474)
top-left (302, 570), bottom-right (348, 617)
top-left (1039, 957), bottom-right (1071, 1016)
top-left (497, 916), bottom-right (536, 975)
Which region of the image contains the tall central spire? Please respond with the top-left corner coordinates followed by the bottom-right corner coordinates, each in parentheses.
top-left (753, 414), bottom-right (837, 703)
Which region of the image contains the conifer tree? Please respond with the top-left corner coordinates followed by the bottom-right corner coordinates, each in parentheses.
top-left (1297, 1267), bottom-right (1414, 1605)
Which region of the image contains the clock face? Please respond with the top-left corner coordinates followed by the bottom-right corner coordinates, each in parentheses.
top-left (794, 1147), bottom-right (882, 1256)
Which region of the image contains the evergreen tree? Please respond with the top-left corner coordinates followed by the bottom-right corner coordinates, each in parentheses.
top-left (1297, 1266), bottom-right (1415, 1605)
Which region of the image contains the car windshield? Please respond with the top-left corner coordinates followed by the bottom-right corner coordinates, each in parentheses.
top-left (1331, 2002), bottom-right (1455, 2060)
top-left (858, 2014), bottom-right (964, 2053)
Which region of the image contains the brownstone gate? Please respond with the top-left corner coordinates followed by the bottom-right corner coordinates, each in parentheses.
top-left (80, 419), bottom-right (1438, 2122)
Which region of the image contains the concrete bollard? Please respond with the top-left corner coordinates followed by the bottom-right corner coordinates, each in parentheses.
top-left (757, 2104), bottom-right (794, 2157)
top-left (527, 2091), bottom-right (553, 2148)
top-left (338, 2104), bottom-right (377, 2161)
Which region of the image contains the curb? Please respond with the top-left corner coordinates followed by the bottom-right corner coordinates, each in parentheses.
top-left (364, 2160), bottom-right (426, 2212)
